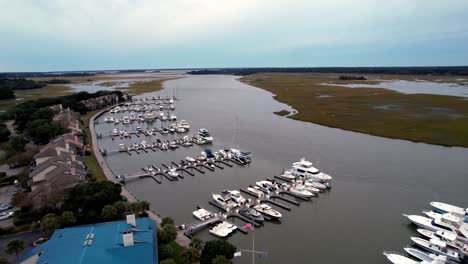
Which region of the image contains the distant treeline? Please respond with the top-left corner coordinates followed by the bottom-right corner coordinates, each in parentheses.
top-left (0, 72), bottom-right (95, 78)
top-left (188, 66), bottom-right (468, 76)
top-left (0, 78), bottom-right (72, 100)
top-left (338, 75), bottom-right (367, 80)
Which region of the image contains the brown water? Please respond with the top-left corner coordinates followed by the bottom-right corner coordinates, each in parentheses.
top-left (94, 75), bottom-right (468, 264)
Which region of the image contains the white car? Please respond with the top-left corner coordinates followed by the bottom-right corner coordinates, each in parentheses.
top-left (0, 211), bottom-right (14, 221)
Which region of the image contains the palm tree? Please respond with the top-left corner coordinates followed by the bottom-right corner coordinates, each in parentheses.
top-left (5, 239), bottom-right (25, 258)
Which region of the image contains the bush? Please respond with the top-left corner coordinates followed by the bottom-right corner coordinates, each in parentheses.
top-left (159, 224), bottom-right (177, 244)
top-left (0, 124), bottom-right (11, 142)
top-left (200, 240), bottom-right (236, 264)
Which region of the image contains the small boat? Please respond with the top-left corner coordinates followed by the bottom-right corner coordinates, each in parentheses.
top-left (186, 156), bottom-right (196, 163)
top-left (410, 237), bottom-right (460, 262)
top-left (178, 120), bottom-right (190, 129)
top-left (112, 128), bottom-right (119, 136)
top-left (256, 181), bottom-right (278, 193)
top-left (225, 190), bottom-right (247, 205)
top-left (169, 114), bottom-right (177, 121)
top-left (212, 193), bottom-right (238, 211)
top-left (123, 131), bottom-right (129, 137)
top-left (193, 208), bottom-right (215, 221)
top-left (299, 183), bottom-right (321, 194)
top-left (280, 170), bottom-right (296, 180)
top-left (170, 104), bottom-right (175, 110)
top-left (247, 187), bottom-right (265, 197)
top-left (104, 117), bottom-right (114, 123)
top-left (145, 165), bottom-right (154, 172)
top-left (136, 127), bottom-right (143, 133)
top-left (114, 119), bottom-right (120, 124)
top-left (305, 180), bottom-right (327, 191)
top-left (254, 204), bottom-right (282, 219)
top-left (289, 186), bottom-right (315, 198)
top-left (123, 117), bottom-right (130, 124)
top-left (119, 144), bottom-right (127, 152)
top-left (167, 168), bottom-right (179, 178)
top-left (176, 127), bottom-right (186, 133)
top-left (194, 137), bottom-right (208, 145)
top-left (160, 127), bottom-right (169, 134)
top-left (239, 208), bottom-right (264, 223)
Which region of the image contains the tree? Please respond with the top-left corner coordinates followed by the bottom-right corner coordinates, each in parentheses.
top-left (200, 240), bottom-right (236, 264)
top-left (113, 201), bottom-right (129, 218)
top-left (60, 211), bottom-right (76, 226)
top-left (5, 239), bottom-right (24, 257)
top-left (182, 247), bottom-right (200, 264)
top-left (101, 205), bottom-right (118, 221)
top-left (0, 257), bottom-right (9, 264)
top-left (159, 224), bottom-right (177, 244)
top-left (212, 255), bottom-right (230, 264)
top-left (0, 124), bottom-right (11, 142)
top-left (40, 214), bottom-right (60, 236)
top-left (161, 217), bottom-right (175, 228)
top-left (159, 259), bottom-right (176, 264)
top-left (8, 136), bottom-right (28, 152)
top-left (190, 237), bottom-right (204, 252)
top-left (136, 201), bottom-right (150, 213)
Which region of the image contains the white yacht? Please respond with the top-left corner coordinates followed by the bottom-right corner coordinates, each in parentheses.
top-left (289, 186), bottom-right (315, 198)
top-left (112, 128), bottom-right (119, 136)
top-left (247, 186), bottom-right (265, 197)
top-left (404, 247), bottom-right (436, 262)
top-left (212, 193), bottom-right (238, 211)
top-left (410, 237), bottom-right (460, 262)
top-left (119, 144), bottom-right (127, 152)
top-left (145, 165), bottom-right (154, 172)
top-left (169, 114), bottom-right (177, 121)
top-left (304, 180), bottom-right (327, 191)
top-left (383, 252), bottom-right (418, 264)
top-left (254, 204), bottom-right (282, 219)
top-left (256, 181), bottom-right (278, 193)
top-left (225, 190), bottom-right (247, 205)
top-left (178, 120), bottom-right (190, 129)
top-left (430, 202), bottom-right (467, 220)
top-left (291, 158), bottom-right (332, 182)
top-left (417, 229), bottom-right (468, 255)
top-left (114, 118), bottom-right (120, 124)
top-left (104, 117), bottom-right (114, 123)
top-left (193, 208), bottom-right (215, 221)
top-left (123, 116), bottom-right (130, 124)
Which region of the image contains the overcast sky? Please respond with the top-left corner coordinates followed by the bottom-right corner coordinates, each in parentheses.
top-left (1, 0), bottom-right (468, 71)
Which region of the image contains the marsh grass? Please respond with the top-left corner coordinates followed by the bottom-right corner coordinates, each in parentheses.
top-left (241, 73), bottom-right (468, 147)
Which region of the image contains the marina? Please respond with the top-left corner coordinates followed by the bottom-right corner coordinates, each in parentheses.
top-left (93, 75), bottom-right (468, 264)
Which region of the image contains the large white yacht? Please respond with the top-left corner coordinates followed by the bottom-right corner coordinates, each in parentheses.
top-left (291, 158), bottom-right (332, 182)
top-left (410, 237), bottom-right (460, 262)
top-left (212, 193), bottom-right (238, 211)
top-left (430, 202), bottom-right (467, 221)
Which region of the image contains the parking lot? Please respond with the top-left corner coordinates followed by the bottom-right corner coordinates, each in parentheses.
top-left (0, 185), bottom-right (19, 228)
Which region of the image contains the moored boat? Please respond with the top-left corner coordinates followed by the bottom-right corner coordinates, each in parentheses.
top-left (254, 204), bottom-right (282, 219)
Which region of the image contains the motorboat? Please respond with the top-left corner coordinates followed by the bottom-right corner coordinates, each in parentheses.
top-left (212, 193), bottom-right (238, 211)
top-left (114, 119), bottom-right (120, 124)
top-left (170, 104), bottom-right (175, 110)
top-left (291, 158), bottom-right (332, 182)
top-left (169, 114), bottom-right (177, 121)
top-left (178, 120), bottom-right (190, 129)
top-left (256, 181), bottom-right (278, 193)
top-left (383, 252), bottom-right (418, 264)
top-left (297, 183), bottom-right (320, 194)
top-left (196, 155), bottom-right (206, 161)
top-left (123, 131), bottom-right (129, 137)
top-left (160, 127), bottom-right (169, 134)
top-left (417, 229), bottom-right (468, 255)
top-left (218, 149), bottom-right (232, 159)
top-left (123, 116), bottom-right (130, 124)
top-left (202, 149), bottom-right (215, 159)
top-left (145, 165), bottom-right (154, 172)
top-left (147, 130), bottom-right (153, 136)
top-left (112, 128), bottom-right (119, 136)
top-left (404, 247), bottom-right (436, 262)
top-left (193, 208), bottom-right (216, 221)
top-left (136, 127), bottom-right (143, 133)
top-left (198, 129), bottom-right (213, 142)
top-left (279, 170), bottom-right (296, 180)
top-left (432, 213), bottom-right (468, 239)
top-left (289, 186), bottom-right (315, 198)
top-left (186, 156), bottom-right (196, 163)
top-left (239, 208), bottom-right (264, 223)
top-left (119, 144), bottom-right (127, 152)
top-left (141, 141), bottom-right (148, 149)
top-left (247, 186), bottom-right (265, 197)
top-left (411, 237), bottom-right (460, 262)
top-left (225, 190), bottom-right (247, 205)
top-left (430, 202), bottom-right (467, 222)
top-left (403, 214), bottom-right (468, 244)
top-left (230, 149), bottom-right (252, 163)
top-left (176, 127), bottom-right (186, 133)
top-left (104, 117), bottom-right (114, 123)
top-left (167, 168), bottom-right (179, 178)
top-left (194, 137), bottom-right (208, 145)
top-left (254, 204), bottom-right (282, 219)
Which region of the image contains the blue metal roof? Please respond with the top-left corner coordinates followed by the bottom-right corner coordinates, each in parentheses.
top-left (18, 217), bottom-right (158, 264)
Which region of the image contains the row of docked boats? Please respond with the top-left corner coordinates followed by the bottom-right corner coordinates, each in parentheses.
top-left (119, 137), bottom-right (194, 152)
top-left (105, 112), bottom-right (179, 124)
top-left (111, 122), bottom-right (190, 137)
top-left (384, 201), bottom-right (467, 263)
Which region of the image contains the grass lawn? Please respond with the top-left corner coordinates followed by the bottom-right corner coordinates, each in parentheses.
top-left (241, 73), bottom-right (468, 147)
top-left (0, 85), bottom-right (72, 111)
top-left (82, 109), bottom-right (107, 181)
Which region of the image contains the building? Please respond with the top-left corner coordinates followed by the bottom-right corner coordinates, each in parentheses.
top-left (80, 94), bottom-right (121, 111)
top-left (28, 133), bottom-right (86, 209)
top-left (18, 215), bottom-right (158, 264)
top-left (53, 107), bottom-right (83, 134)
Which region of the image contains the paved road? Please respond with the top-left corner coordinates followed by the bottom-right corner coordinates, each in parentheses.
top-left (4, 120), bottom-right (17, 137)
top-left (89, 108), bottom-right (191, 247)
top-left (0, 231), bottom-right (43, 263)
